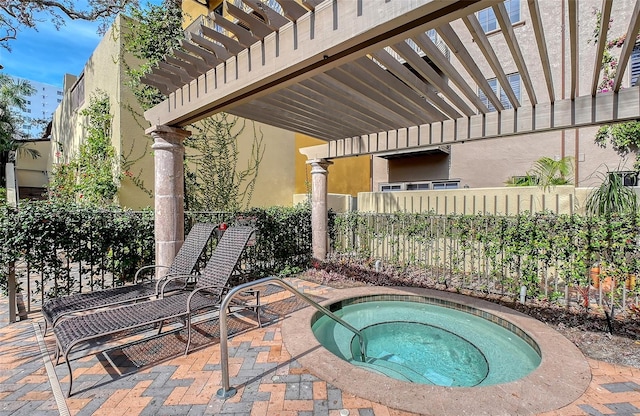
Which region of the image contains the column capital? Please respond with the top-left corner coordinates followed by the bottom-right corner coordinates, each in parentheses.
top-left (146, 125), bottom-right (191, 149)
top-left (306, 158), bottom-right (333, 174)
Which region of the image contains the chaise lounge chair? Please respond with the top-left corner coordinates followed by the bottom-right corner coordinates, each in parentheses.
top-left (52, 225), bottom-right (257, 397)
top-left (42, 222), bottom-right (218, 335)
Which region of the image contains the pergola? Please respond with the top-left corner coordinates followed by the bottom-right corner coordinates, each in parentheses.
top-left (142, 0), bottom-right (640, 268)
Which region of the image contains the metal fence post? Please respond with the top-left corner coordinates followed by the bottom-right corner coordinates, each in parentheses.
top-left (8, 261), bottom-right (16, 323)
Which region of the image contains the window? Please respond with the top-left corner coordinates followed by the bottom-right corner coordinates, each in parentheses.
top-left (380, 184), bottom-right (404, 192)
top-left (26, 100), bottom-right (30, 105)
top-left (57, 99), bottom-right (62, 103)
top-left (379, 180), bottom-right (460, 191)
top-left (477, 0), bottom-right (520, 33)
top-left (406, 183), bottom-right (431, 191)
top-left (479, 73), bottom-right (521, 111)
top-left (631, 42), bottom-right (640, 87)
top-left (70, 75), bottom-right (85, 111)
top-left (57, 91), bottom-right (63, 96)
top-left (610, 171), bottom-right (638, 187)
top-left (432, 181), bottom-right (460, 190)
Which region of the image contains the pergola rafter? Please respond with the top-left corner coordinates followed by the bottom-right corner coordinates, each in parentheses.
top-left (142, 0), bottom-right (640, 156)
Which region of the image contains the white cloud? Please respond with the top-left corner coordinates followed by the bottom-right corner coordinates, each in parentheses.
top-left (1, 14), bottom-right (104, 87)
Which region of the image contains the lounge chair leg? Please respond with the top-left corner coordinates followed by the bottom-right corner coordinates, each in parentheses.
top-left (43, 319), bottom-right (49, 336)
top-left (54, 342), bottom-right (62, 365)
top-left (184, 315), bottom-right (192, 355)
top-left (65, 352), bottom-right (73, 397)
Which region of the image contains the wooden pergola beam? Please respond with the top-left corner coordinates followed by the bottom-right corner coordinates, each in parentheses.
top-left (436, 23), bottom-right (504, 111)
top-left (590, 0), bottom-right (612, 96)
top-left (244, 0), bottom-right (291, 28)
top-left (371, 49), bottom-right (461, 119)
top-left (613, 0), bottom-right (640, 92)
top-left (274, 0), bottom-right (308, 22)
top-left (494, 2), bottom-right (537, 105)
top-left (391, 40), bottom-right (475, 117)
top-left (226, 2), bottom-right (274, 39)
top-left (462, 14), bottom-right (520, 108)
top-left (527, 0), bottom-right (555, 102)
top-left (181, 37), bottom-right (224, 67)
top-left (279, 84), bottom-right (399, 132)
top-left (352, 56), bottom-right (443, 123)
top-left (567, 0), bottom-right (578, 100)
top-left (199, 24), bottom-right (242, 56)
top-left (211, 12), bottom-right (259, 48)
top-left (412, 31), bottom-right (490, 113)
top-left (324, 86), bottom-right (640, 159)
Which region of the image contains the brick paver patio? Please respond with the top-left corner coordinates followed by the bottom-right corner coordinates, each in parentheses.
top-left (1, 278), bottom-right (639, 415)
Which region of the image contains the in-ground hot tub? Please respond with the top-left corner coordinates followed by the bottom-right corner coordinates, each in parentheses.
top-left (282, 286), bottom-right (591, 416)
top-left (312, 295), bottom-right (542, 387)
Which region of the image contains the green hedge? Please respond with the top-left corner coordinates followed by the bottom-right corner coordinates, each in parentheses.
top-left (332, 211), bottom-right (640, 299)
top-left (0, 201), bottom-right (154, 297)
top-left (0, 201), bottom-right (313, 299)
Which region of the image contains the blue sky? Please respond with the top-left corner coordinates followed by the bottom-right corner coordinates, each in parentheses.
top-left (0, 18), bottom-right (103, 87)
top-left (0, 1), bottom-right (162, 88)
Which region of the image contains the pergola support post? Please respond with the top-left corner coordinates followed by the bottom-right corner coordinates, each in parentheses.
top-left (307, 159), bottom-right (333, 261)
top-left (146, 125), bottom-right (191, 275)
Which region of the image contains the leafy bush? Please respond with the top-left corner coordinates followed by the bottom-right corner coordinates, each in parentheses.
top-left (330, 211), bottom-right (640, 302)
top-left (0, 200), bottom-right (154, 297)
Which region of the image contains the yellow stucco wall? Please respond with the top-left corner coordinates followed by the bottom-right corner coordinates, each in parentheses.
top-left (181, 2), bottom-right (300, 208)
top-left (295, 134), bottom-right (371, 196)
top-left (182, 0), bottom-right (222, 27)
top-left (184, 117), bottom-right (296, 208)
top-left (50, 16), bottom-right (154, 209)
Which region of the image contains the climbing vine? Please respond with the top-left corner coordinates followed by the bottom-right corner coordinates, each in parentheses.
top-left (122, 1), bottom-right (183, 110)
top-left (48, 90), bottom-right (120, 206)
top-left (185, 114), bottom-right (265, 212)
top-left (122, 2), bottom-right (265, 212)
top-left (591, 10), bottom-right (640, 170)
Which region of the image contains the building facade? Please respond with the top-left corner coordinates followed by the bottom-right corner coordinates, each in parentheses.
top-left (50, 16), bottom-right (154, 209)
top-left (11, 77), bottom-right (63, 139)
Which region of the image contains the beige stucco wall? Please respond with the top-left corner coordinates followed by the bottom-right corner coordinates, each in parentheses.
top-left (292, 193), bottom-right (356, 213)
top-left (358, 185), bottom-right (591, 215)
top-left (447, 0), bottom-right (634, 187)
top-left (16, 141), bottom-right (50, 188)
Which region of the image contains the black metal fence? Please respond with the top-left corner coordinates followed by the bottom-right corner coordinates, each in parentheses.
top-left (1, 203), bottom-right (312, 317)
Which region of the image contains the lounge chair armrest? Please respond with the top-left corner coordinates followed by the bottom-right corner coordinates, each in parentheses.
top-left (185, 285), bottom-right (229, 312)
top-left (134, 264), bottom-right (170, 283)
top-left (157, 273), bottom-right (194, 295)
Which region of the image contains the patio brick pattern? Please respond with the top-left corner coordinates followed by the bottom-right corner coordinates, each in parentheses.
top-left (1, 278), bottom-right (639, 415)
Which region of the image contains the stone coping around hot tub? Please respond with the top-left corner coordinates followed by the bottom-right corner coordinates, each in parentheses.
top-left (281, 286), bottom-right (591, 416)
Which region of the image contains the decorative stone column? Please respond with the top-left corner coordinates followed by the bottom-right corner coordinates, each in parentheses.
top-left (146, 125), bottom-right (191, 274)
top-left (306, 158), bottom-right (333, 261)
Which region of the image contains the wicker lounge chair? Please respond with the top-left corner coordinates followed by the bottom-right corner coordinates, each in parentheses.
top-left (52, 225), bottom-right (257, 397)
top-left (42, 222), bottom-right (218, 335)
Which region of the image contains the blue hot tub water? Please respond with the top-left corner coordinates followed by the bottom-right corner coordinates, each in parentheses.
top-left (311, 299), bottom-right (541, 387)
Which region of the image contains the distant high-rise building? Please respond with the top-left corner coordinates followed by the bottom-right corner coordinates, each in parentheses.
top-left (11, 76), bottom-right (63, 139)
